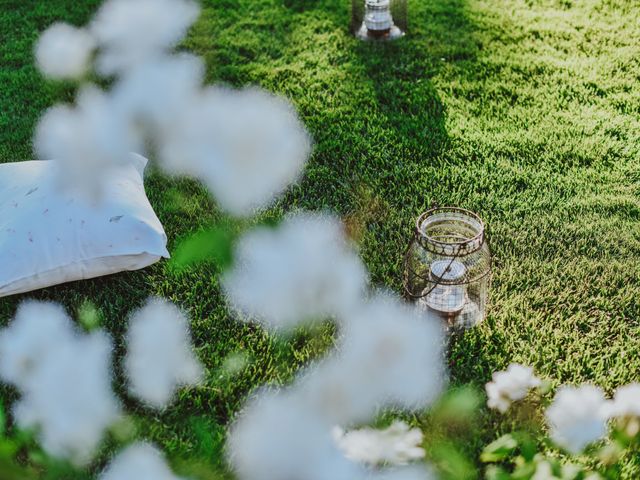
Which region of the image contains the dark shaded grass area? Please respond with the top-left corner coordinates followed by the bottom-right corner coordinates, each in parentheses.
top-left (1, 0), bottom-right (640, 477)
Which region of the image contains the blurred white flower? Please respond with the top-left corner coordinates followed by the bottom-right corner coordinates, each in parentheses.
top-left (485, 364), bottom-right (541, 413)
top-left (228, 390), bottom-right (363, 480)
top-left (34, 85), bottom-right (141, 199)
top-left (0, 301), bottom-right (75, 388)
top-left (227, 292), bottom-right (442, 480)
top-left (332, 421), bottom-right (425, 466)
top-left (112, 54), bottom-right (204, 135)
top-left (546, 385), bottom-right (608, 454)
top-left (0, 302), bottom-right (119, 464)
top-left (35, 23), bottom-right (96, 80)
top-left (100, 443), bottom-right (184, 480)
top-left (341, 296), bottom-right (445, 412)
top-left (91, 0), bottom-right (200, 75)
top-left (223, 213), bottom-right (367, 330)
top-left (160, 86), bottom-right (311, 216)
top-left (13, 329), bottom-right (120, 465)
top-left (34, 5), bottom-right (309, 214)
top-left (299, 293), bottom-right (445, 424)
top-left (602, 383), bottom-right (640, 419)
top-left (125, 298), bottom-right (203, 409)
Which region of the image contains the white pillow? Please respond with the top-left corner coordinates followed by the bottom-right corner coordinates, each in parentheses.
top-left (0, 154), bottom-right (169, 297)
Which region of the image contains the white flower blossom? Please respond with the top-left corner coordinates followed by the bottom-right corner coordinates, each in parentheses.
top-left (299, 293), bottom-right (445, 424)
top-left (112, 54), bottom-right (204, 135)
top-left (339, 293), bottom-right (445, 414)
top-left (227, 295), bottom-right (442, 480)
top-left (225, 394), bottom-right (439, 479)
top-left (223, 213), bottom-right (367, 330)
top-left (332, 421), bottom-right (425, 466)
top-left (91, 0), bottom-right (200, 75)
top-left (35, 23), bottom-right (96, 80)
top-left (546, 385), bottom-right (608, 454)
top-left (34, 85), bottom-right (141, 199)
top-left (228, 390), bottom-right (363, 480)
top-left (602, 383), bottom-right (640, 420)
top-left (0, 301), bottom-right (75, 388)
top-left (100, 443), bottom-right (185, 480)
top-left (125, 298), bottom-right (203, 409)
top-left (34, 5), bottom-right (309, 214)
top-left (159, 86), bottom-right (311, 216)
top-left (486, 364), bottom-right (541, 413)
top-left (0, 301), bottom-right (119, 464)
top-left (12, 327), bottom-right (120, 465)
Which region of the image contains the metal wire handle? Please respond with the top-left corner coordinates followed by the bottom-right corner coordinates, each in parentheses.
top-left (402, 230), bottom-right (468, 300)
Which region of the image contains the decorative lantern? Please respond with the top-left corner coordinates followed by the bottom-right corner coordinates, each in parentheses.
top-left (403, 207), bottom-right (491, 329)
top-left (352, 0), bottom-right (407, 40)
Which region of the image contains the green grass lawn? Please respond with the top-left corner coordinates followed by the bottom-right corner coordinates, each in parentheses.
top-left (1, 0), bottom-right (640, 477)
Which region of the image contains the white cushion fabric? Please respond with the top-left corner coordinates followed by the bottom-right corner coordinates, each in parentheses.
top-left (0, 154), bottom-right (169, 297)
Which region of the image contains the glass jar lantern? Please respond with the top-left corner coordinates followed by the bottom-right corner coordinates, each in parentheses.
top-left (403, 207), bottom-right (491, 329)
top-left (352, 0), bottom-right (407, 40)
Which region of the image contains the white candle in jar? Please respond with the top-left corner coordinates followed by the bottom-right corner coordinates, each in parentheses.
top-left (424, 259), bottom-right (468, 319)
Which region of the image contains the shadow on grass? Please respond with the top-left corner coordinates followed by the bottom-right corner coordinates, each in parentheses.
top-left (191, 0), bottom-right (507, 376)
top-left (275, 0), bottom-right (512, 397)
top-left (280, 0), bottom-right (458, 151)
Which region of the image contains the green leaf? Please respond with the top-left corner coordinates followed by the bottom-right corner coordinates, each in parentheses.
top-left (77, 301), bottom-right (101, 332)
top-left (511, 459), bottom-right (537, 479)
top-left (0, 458), bottom-right (37, 480)
top-left (0, 439), bottom-right (17, 458)
top-left (170, 226), bottom-right (236, 272)
top-left (431, 442), bottom-right (477, 480)
top-left (434, 385), bottom-right (482, 423)
top-left (481, 434), bottom-right (519, 463)
top-left (513, 432), bottom-right (537, 462)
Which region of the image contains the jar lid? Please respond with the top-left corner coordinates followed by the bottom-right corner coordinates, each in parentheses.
top-left (430, 259), bottom-right (467, 283)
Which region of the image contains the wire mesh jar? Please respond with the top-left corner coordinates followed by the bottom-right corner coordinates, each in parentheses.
top-left (403, 207), bottom-right (491, 329)
top-left (352, 0), bottom-right (407, 40)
